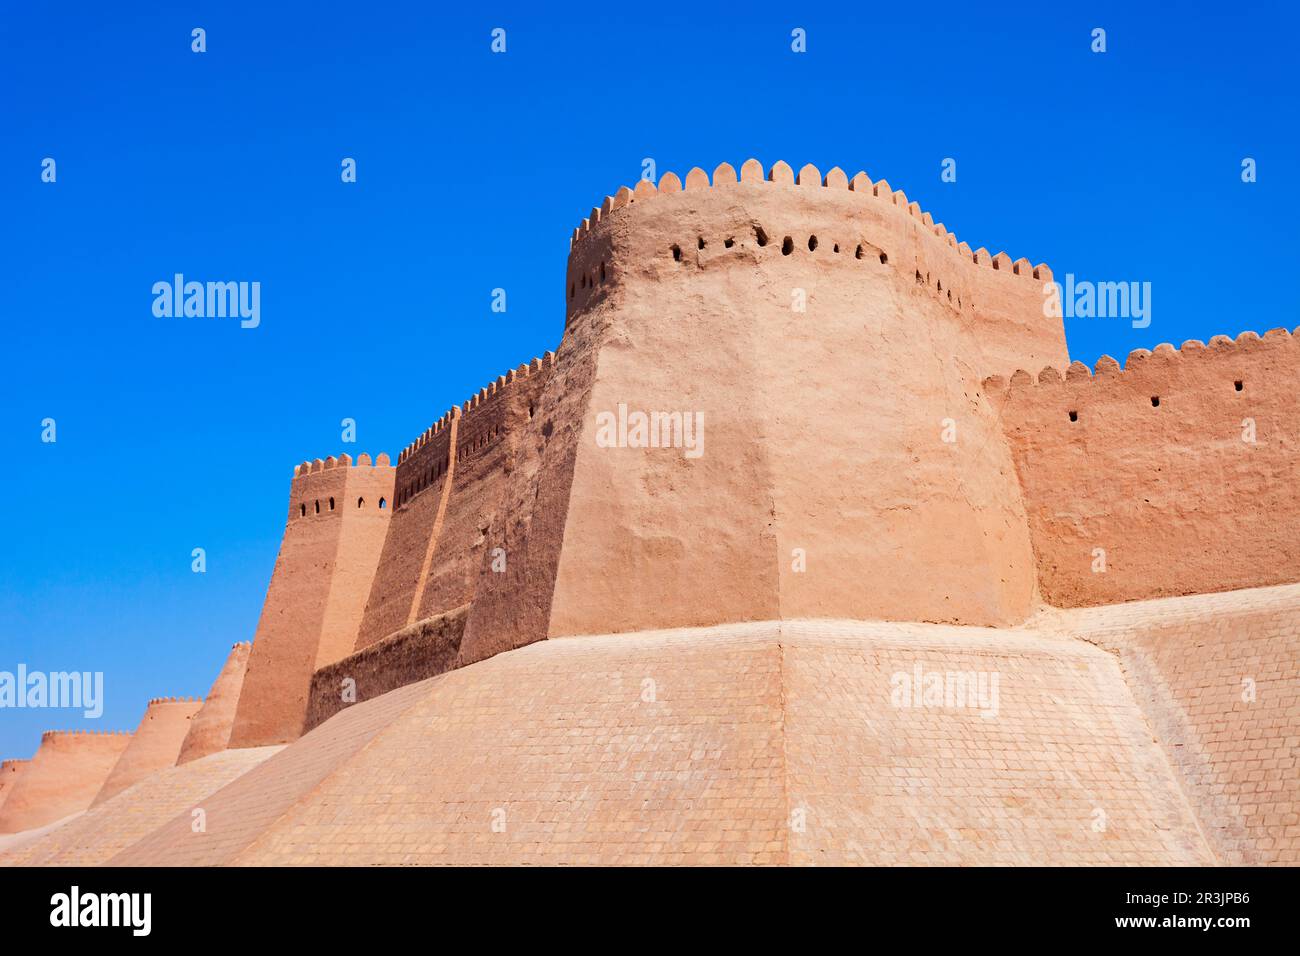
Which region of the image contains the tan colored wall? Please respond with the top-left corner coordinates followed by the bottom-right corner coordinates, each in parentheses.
top-left (306, 606), bottom-right (466, 733)
top-left (0, 760), bottom-right (29, 817)
top-left (0, 731), bottom-right (131, 833)
top-left (358, 358), bottom-right (562, 665)
top-left (177, 641), bottom-right (251, 765)
top-left (229, 454), bottom-right (394, 748)
top-left (996, 329), bottom-right (1300, 607)
top-left (1052, 584), bottom-right (1300, 865)
top-left (355, 429), bottom-right (452, 647)
top-left (543, 161), bottom-right (1066, 637)
top-left (109, 679), bottom-right (439, 866)
top-left (1, 747), bottom-right (282, 867)
top-left (94, 698), bottom-right (202, 806)
top-left (111, 621), bottom-right (1208, 866)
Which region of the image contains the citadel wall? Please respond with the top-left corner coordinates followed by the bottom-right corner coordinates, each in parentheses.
top-left (0, 731), bottom-right (131, 833)
top-left (544, 160), bottom-right (1068, 635)
top-left (93, 697), bottom-right (201, 806)
top-left (994, 329), bottom-right (1300, 606)
top-left (228, 453), bottom-right (394, 748)
top-left (226, 159), bottom-right (1075, 740)
top-left (177, 641), bottom-right (251, 765)
top-left (355, 356), bottom-right (556, 653)
top-left (1050, 584), bottom-right (1300, 866)
top-left (0, 760), bottom-right (27, 817)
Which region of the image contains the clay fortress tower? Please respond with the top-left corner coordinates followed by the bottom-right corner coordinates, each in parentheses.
top-left (2, 159), bottom-right (1296, 866)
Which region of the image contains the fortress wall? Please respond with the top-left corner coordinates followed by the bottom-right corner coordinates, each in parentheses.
top-left (355, 429), bottom-right (451, 649)
top-left (0, 731), bottom-right (132, 833)
top-left (177, 641), bottom-right (251, 765)
top-left (0, 760), bottom-right (28, 817)
top-left (234, 625), bottom-right (791, 865)
top-left (229, 454), bottom-right (394, 748)
top-left (93, 697), bottom-right (202, 806)
top-left (185, 621), bottom-right (1209, 866)
top-left (1052, 585), bottom-right (1300, 865)
top-left (316, 459), bottom-right (396, 668)
top-left (108, 678), bottom-right (440, 867)
top-left (455, 346), bottom-right (593, 664)
top-left (0, 746), bottom-right (282, 867)
top-left (413, 375), bottom-right (525, 620)
top-left (995, 329), bottom-right (1300, 606)
top-left (304, 605), bottom-right (467, 733)
top-left (778, 620), bottom-right (1212, 865)
top-left (355, 357), bottom-right (557, 663)
top-left (545, 162), bottom-right (1064, 633)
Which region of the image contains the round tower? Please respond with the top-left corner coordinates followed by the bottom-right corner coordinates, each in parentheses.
top-left (540, 160), bottom-right (1067, 631)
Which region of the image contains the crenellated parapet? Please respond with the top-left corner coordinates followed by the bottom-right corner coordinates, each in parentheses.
top-left (393, 352), bottom-right (556, 510)
top-left (983, 327), bottom-right (1296, 400)
top-left (230, 449), bottom-right (397, 748)
top-left (567, 158), bottom-right (1050, 284)
top-left (40, 730), bottom-right (131, 740)
top-left (993, 326), bottom-right (1300, 608)
top-left (560, 157), bottom-right (1066, 381)
top-left (397, 352), bottom-right (557, 464)
top-left (287, 452), bottom-right (395, 522)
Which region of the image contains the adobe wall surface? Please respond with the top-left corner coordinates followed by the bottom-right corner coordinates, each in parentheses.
top-left (0, 760), bottom-right (28, 817)
top-left (305, 605), bottom-right (466, 733)
top-left (355, 426), bottom-right (452, 647)
top-left (0, 746), bottom-right (281, 867)
top-left (93, 698), bottom-right (202, 806)
top-left (177, 641), bottom-right (251, 765)
top-left (357, 358), bottom-right (559, 663)
top-left (996, 329), bottom-right (1300, 606)
top-left (1047, 583), bottom-right (1300, 865)
top-left (229, 454), bottom-right (394, 748)
top-left (0, 731), bottom-right (131, 833)
top-left (546, 161), bottom-right (1066, 635)
top-left (109, 678), bottom-right (439, 866)
top-left (104, 620), bottom-right (1208, 866)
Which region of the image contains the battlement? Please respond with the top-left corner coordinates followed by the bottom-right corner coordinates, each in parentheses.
top-left (995, 325), bottom-right (1300, 608)
top-left (145, 695), bottom-right (200, 706)
top-left (230, 448), bottom-right (397, 748)
top-left (287, 452), bottom-right (394, 523)
top-left (292, 451), bottom-right (391, 477)
top-left (40, 730), bottom-right (130, 741)
top-left (567, 158), bottom-right (1050, 284)
top-left (984, 327), bottom-right (1296, 397)
top-left (396, 352), bottom-right (556, 465)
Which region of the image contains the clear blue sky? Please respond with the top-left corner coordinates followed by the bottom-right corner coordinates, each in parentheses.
top-left (1, 2), bottom-right (1295, 756)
